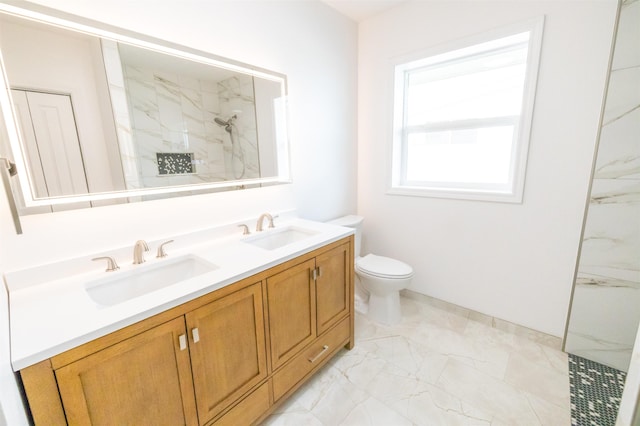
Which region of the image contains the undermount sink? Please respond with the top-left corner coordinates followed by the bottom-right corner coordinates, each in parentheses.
top-left (86, 254), bottom-right (217, 306)
top-left (243, 225), bottom-right (319, 250)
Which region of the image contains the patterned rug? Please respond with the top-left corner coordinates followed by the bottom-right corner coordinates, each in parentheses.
top-left (569, 354), bottom-right (627, 426)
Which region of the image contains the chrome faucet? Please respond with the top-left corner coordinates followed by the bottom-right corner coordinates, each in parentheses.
top-left (133, 240), bottom-right (149, 264)
top-left (256, 213), bottom-right (275, 232)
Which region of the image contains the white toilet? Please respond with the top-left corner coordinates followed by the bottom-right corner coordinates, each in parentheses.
top-left (329, 215), bottom-right (413, 326)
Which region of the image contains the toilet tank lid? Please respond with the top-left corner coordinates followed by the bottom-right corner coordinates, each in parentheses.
top-left (327, 215), bottom-right (364, 227)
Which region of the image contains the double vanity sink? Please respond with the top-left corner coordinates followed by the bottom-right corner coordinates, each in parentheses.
top-left (84, 225), bottom-right (319, 308)
top-left (6, 217), bottom-right (350, 370)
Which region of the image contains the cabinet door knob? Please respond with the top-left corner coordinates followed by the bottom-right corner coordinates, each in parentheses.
top-left (192, 328), bottom-right (200, 343)
top-left (179, 334), bottom-right (187, 351)
top-left (308, 345), bottom-right (329, 363)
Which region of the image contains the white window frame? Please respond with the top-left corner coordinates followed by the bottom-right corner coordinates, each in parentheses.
top-left (388, 17), bottom-right (545, 203)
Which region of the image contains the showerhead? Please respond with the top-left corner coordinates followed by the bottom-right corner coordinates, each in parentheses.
top-left (214, 117), bottom-right (229, 127)
top-left (215, 114), bottom-right (237, 126)
top-left (214, 115), bottom-right (236, 133)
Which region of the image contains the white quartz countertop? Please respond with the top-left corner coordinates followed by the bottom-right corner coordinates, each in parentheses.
top-left (5, 218), bottom-right (353, 371)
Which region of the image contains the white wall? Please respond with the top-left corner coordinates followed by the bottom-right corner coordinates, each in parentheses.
top-left (358, 0), bottom-right (617, 337)
top-left (0, 1), bottom-right (357, 423)
top-left (0, 17), bottom-right (123, 197)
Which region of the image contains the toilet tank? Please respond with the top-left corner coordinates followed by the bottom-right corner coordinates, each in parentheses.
top-left (328, 215), bottom-right (363, 257)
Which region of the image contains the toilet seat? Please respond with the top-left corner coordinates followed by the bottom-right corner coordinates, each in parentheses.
top-left (356, 254), bottom-right (413, 280)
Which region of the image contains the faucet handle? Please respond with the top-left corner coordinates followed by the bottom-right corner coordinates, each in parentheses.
top-left (156, 240), bottom-right (174, 258)
top-left (92, 256), bottom-right (119, 272)
top-left (269, 214), bottom-right (279, 229)
top-left (238, 224), bottom-right (250, 235)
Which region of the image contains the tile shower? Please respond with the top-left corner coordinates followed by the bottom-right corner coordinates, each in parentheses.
top-left (564, 0), bottom-right (640, 372)
top-left (102, 39), bottom-right (260, 192)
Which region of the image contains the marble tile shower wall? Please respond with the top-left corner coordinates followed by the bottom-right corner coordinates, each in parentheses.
top-left (123, 66), bottom-right (260, 189)
top-left (217, 77), bottom-right (260, 180)
top-left (101, 40), bottom-right (139, 191)
top-left (565, 0), bottom-right (640, 372)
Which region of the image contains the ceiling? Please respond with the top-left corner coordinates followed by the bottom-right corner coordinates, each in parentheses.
top-left (321, 0), bottom-right (408, 22)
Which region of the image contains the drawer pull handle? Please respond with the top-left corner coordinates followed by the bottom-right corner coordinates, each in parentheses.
top-left (192, 328), bottom-right (200, 343)
top-left (308, 345), bottom-right (329, 363)
top-left (179, 334), bottom-right (187, 351)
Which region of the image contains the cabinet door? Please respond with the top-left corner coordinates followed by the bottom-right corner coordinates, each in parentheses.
top-left (316, 243), bottom-right (351, 335)
top-left (186, 282), bottom-right (268, 424)
top-left (267, 258), bottom-right (317, 370)
top-left (55, 317), bottom-right (198, 426)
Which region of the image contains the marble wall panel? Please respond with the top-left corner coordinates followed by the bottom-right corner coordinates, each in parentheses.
top-left (206, 143), bottom-right (226, 177)
top-left (579, 179), bottom-right (640, 273)
top-left (121, 65), bottom-right (258, 186)
top-left (601, 67), bottom-right (640, 126)
top-left (567, 274), bottom-right (640, 371)
top-left (180, 88), bottom-right (204, 122)
top-left (111, 53), bottom-right (267, 188)
top-left (595, 108), bottom-right (640, 179)
top-left (178, 75), bottom-right (199, 91)
top-left (565, 0), bottom-right (640, 372)
top-left (182, 113), bottom-right (206, 139)
top-left (217, 75), bottom-right (260, 180)
top-left (612, 0), bottom-right (640, 70)
top-left (125, 67), bottom-right (161, 133)
top-left (101, 40), bottom-right (141, 190)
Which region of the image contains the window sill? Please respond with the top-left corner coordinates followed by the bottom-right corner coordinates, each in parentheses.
top-left (386, 185), bottom-right (523, 204)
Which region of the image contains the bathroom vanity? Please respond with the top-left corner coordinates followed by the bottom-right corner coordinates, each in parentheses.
top-left (7, 218), bottom-right (354, 425)
top-left (0, 3), bottom-right (354, 424)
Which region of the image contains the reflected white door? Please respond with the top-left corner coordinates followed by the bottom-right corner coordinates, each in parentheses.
top-left (11, 89), bottom-right (90, 211)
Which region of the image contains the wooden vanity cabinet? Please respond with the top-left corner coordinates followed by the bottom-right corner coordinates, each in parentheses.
top-left (266, 258), bottom-right (317, 369)
top-left (19, 236), bottom-right (354, 426)
top-left (54, 317), bottom-right (198, 426)
top-left (267, 241), bottom-right (353, 403)
top-left (267, 242), bottom-right (351, 370)
top-left (186, 282), bottom-right (268, 424)
top-left (315, 243), bottom-right (351, 335)
top-left (49, 280), bottom-right (266, 426)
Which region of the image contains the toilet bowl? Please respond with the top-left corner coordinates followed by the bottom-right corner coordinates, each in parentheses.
top-left (356, 254), bottom-right (413, 325)
top-left (328, 215), bottom-right (414, 326)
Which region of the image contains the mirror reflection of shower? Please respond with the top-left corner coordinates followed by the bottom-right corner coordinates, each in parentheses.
top-left (214, 114), bottom-right (245, 179)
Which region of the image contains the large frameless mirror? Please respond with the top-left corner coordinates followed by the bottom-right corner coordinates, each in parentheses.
top-left (0, 3), bottom-right (291, 215)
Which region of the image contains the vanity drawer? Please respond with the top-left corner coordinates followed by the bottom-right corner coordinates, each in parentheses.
top-left (211, 381), bottom-right (271, 426)
top-left (272, 317), bottom-right (350, 401)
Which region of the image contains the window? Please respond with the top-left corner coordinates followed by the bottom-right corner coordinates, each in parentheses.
top-left (390, 18), bottom-right (544, 203)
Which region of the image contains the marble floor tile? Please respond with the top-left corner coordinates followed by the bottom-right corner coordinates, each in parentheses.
top-left (340, 396), bottom-right (414, 426)
top-left (263, 408), bottom-right (324, 426)
top-left (436, 358), bottom-right (543, 425)
top-left (405, 323), bottom-right (511, 380)
top-left (465, 320), bottom-right (568, 376)
top-left (265, 296), bottom-right (570, 425)
top-left (291, 364), bottom-right (370, 425)
top-left (504, 351), bottom-right (570, 410)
